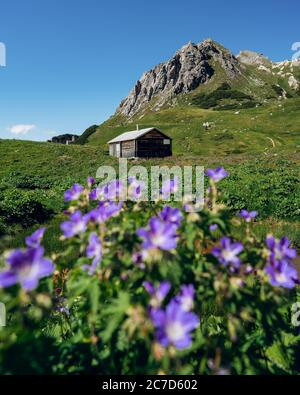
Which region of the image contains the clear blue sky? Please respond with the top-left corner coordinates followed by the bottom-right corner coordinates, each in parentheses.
top-left (0, 0), bottom-right (299, 141)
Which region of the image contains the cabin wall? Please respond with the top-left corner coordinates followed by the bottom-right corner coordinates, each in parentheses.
top-left (108, 129), bottom-right (172, 158)
top-left (121, 140), bottom-right (135, 158)
top-left (136, 137), bottom-right (172, 158)
top-left (109, 143), bottom-right (121, 157)
top-left (141, 130), bottom-right (166, 139)
top-left (109, 140), bottom-right (135, 157)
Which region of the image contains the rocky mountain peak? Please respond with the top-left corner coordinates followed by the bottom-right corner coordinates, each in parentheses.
top-left (116, 39), bottom-right (241, 117)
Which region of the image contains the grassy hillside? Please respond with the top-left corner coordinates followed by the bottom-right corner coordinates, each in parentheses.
top-left (0, 139), bottom-right (112, 180)
top-left (88, 97), bottom-right (300, 161)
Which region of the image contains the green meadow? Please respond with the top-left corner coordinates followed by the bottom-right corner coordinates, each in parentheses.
top-left (0, 98), bottom-right (299, 255)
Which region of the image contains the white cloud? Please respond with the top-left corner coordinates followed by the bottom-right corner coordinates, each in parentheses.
top-left (9, 124), bottom-right (36, 135)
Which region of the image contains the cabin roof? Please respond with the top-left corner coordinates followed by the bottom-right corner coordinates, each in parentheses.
top-left (107, 127), bottom-right (169, 144)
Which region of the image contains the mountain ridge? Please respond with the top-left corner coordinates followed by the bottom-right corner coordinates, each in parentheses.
top-left (115, 38), bottom-right (300, 118)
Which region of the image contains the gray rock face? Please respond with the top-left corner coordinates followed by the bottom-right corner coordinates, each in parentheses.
top-left (236, 50), bottom-right (271, 66)
top-left (116, 39), bottom-right (241, 117)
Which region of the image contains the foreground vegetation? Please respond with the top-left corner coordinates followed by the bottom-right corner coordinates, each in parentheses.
top-left (0, 101), bottom-right (299, 374)
top-left (0, 173), bottom-right (299, 374)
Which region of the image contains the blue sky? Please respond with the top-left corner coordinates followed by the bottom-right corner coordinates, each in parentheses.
top-left (0, 0), bottom-right (299, 141)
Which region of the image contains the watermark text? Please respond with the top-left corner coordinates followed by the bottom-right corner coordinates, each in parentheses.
top-left (0, 42), bottom-right (6, 67)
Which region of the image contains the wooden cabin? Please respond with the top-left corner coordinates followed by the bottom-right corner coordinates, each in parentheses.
top-left (107, 127), bottom-right (172, 158)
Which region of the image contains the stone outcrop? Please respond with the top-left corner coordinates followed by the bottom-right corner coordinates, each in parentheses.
top-left (236, 50), bottom-right (271, 66)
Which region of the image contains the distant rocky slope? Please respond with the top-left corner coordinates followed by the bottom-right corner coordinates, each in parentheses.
top-left (115, 39), bottom-right (300, 118)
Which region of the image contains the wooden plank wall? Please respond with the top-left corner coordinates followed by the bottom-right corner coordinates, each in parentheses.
top-left (121, 140), bottom-right (135, 158)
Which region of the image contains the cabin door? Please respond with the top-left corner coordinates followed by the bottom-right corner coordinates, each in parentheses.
top-left (115, 143), bottom-right (121, 157)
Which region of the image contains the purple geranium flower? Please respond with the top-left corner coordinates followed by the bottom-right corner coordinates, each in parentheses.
top-left (239, 209), bottom-right (258, 222)
top-left (89, 186), bottom-right (102, 201)
top-left (176, 284), bottom-right (195, 311)
top-left (25, 227), bottom-right (46, 248)
top-left (150, 299), bottom-right (199, 349)
top-left (89, 181), bottom-right (124, 202)
top-left (209, 224), bottom-right (218, 232)
top-left (206, 167), bottom-right (228, 182)
top-left (265, 261), bottom-right (298, 289)
top-left (102, 180), bottom-right (123, 200)
top-left (0, 247), bottom-right (54, 291)
top-left (99, 200), bottom-right (122, 219)
top-left (160, 177), bottom-right (179, 199)
top-left (158, 206), bottom-right (183, 227)
top-left (87, 201), bottom-right (122, 224)
top-left (55, 296), bottom-right (70, 315)
top-left (128, 176), bottom-right (145, 200)
top-left (264, 235), bottom-right (298, 288)
top-left (60, 211), bottom-right (88, 238)
top-left (87, 176), bottom-right (95, 187)
top-left (64, 183), bottom-right (84, 202)
top-left (266, 235), bottom-right (297, 265)
top-left (137, 217), bottom-right (178, 251)
top-left (144, 281), bottom-right (171, 307)
top-left (212, 237), bottom-right (244, 269)
top-left (83, 232), bottom-right (102, 275)
top-left (132, 251), bottom-right (147, 269)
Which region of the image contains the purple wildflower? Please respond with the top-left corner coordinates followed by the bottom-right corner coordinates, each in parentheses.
top-left (209, 224), bottom-right (218, 232)
top-left (206, 167), bottom-right (228, 182)
top-left (128, 176), bottom-right (145, 200)
top-left (87, 201), bottom-right (122, 224)
top-left (132, 251), bottom-right (147, 269)
top-left (89, 186), bottom-right (102, 201)
top-left (25, 227), bottom-right (46, 248)
top-left (245, 265), bottom-right (254, 274)
top-left (212, 237), bottom-right (244, 269)
top-left (176, 284), bottom-right (195, 311)
top-left (150, 299), bottom-right (199, 349)
top-left (83, 232), bottom-right (102, 275)
top-left (264, 235), bottom-right (298, 288)
top-left (55, 296), bottom-right (70, 315)
top-left (144, 281), bottom-right (171, 307)
top-left (158, 206), bottom-right (183, 227)
top-left (160, 177), bottom-right (179, 199)
top-left (266, 235), bottom-right (297, 265)
top-left (265, 261), bottom-right (298, 289)
top-left (102, 180), bottom-right (123, 200)
top-left (58, 305), bottom-right (70, 314)
top-left (239, 209), bottom-right (258, 222)
top-left (137, 217), bottom-right (178, 251)
top-left (87, 176), bottom-right (95, 187)
top-left (60, 211), bottom-right (88, 238)
top-left (0, 247), bottom-right (54, 291)
top-left (64, 183), bottom-right (84, 202)
top-left (99, 200), bottom-right (122, 218)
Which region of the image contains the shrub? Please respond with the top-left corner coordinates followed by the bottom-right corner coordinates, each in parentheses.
top-left (1, 173), bottom-right (55, 190)
top-left (75, 124), bottom-right (99, 145)
top-left (192, 83), bottom-right (254, 109)
top-left (0, 189), bottom-right (54, 227)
